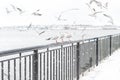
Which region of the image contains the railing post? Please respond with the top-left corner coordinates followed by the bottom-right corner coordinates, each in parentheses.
top-left (32, 50), bottom-right (38, 80)
top-left (96, 38), bottom-right (99, 66)
top-left (119, 34), bottom-right (120, 47)
top-left (109, 35), bottom-right (112, 56)
top-left (76, 42), bottom-right (80, 80)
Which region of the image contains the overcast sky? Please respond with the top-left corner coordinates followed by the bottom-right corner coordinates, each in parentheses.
top-left (0, 0), bottom-right (120, 26)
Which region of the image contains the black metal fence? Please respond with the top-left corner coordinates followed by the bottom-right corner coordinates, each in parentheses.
top-left (0, 34), bottom-right (120, 80)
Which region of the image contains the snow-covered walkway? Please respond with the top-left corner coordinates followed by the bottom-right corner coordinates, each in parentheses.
top-left (80, 49), bottom-right (120, 80)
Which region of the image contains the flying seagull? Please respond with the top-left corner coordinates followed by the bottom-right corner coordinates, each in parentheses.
top-left (56, 8), bottom-right (80, 21)
top-left (16, 7), bottom-right (24, 14)
top-left (6, 8), bottom-right (11, 14)
top-left (89, 0), bottom-right (102, 8)
top-left (32, 13), bottom-right (42, 16)
top-left (27, 23), bottom-right (32, 30)
top-left (103, 14), bottom-right (114, 25)
top-left (63, 32), bottom-right (72, 41)
top-left (46, 36), bottom-right (59, 43)
top-left (80, 27), bottom-right (86, 34)
top-left (10, 4), bottom-right (24, 14)
top-left (103, 2), bottom-right (108, 9)
top-left (56, 14), bottom-right (67, 21)
top-left (32, 9), bottom-right (42, 16)
top-left (35, 30), bottom-right (45, 36)
top-left (10, 4), bottom-right (16, 11)
top-left (59, 34), bottom-right (65, 42)
top-left (89, 11), bottom-right (103, 18)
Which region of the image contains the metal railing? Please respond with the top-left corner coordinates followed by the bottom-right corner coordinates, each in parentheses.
top-left (0, 33), bottom-right (120, 80)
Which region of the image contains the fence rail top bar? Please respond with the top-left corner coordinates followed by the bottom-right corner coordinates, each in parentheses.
top-left (0, 33), bottom-right (119, 56)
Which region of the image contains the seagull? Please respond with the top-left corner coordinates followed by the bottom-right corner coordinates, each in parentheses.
top-left (103, 2), bottom-right (108, 9)
top-left (89, 0), bottom-right (102, 8)
top-left (86, 3), bottom-right (103, 18)
top-left (46, 36), bottom-right (59, 43)
top-left (38, 31), bottom-right (45, 35)
top-left (65, 33), bottom-right (72, 41)
top-left (86, 3), bottom-right (91, 9)
top-left (16, 7), bottom-right (24, 14)
top-left (52, 36), bottom-right (59, 43)
top-left (89, 0), bottom-right (95, 4)
top-left (27, 23), bottom-right (32, 30)
top-left (81, 27), bottom-right (86, 34)
top-left (56, 8), bottom-right (80, 21)
top-left (6, 8), bottom-right (11, 14)
top-left (46, 37), bottom-right (52, 40)
top-left (32, 12), bottom-right (42, 16)
top-left (10, 4), bottom-right (16, 11)
top-left (86, 3), bottom-right (95, 13)
top-left (59, 34), bottom-right (65, 42)
top-left (35, 30), bottom-right (45, 35)
top-left (16, 8), bottom-right (22, 12)
top-left (89, 11), bottom-right (103, 18)
top-left (10, 4), bottom-right (24, 14)
top-left (56, 14), bottom-right (67, 21)
top-left (81, 34), bottom-right (86, 40)
top-left (32, 9), bottom-right (42, 16)
top-left (103, 14), bottom-right (114, 25)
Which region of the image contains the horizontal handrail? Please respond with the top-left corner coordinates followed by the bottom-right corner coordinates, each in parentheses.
top-left (0, 33), bottom-right (119, 57)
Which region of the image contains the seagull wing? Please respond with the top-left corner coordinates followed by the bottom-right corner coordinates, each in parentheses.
top-left (10, 4), bottom-right (16, 11)
top-left (6, 8), bottom-right (11, 14)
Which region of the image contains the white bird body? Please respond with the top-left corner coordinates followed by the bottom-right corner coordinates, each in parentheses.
top-left (51, 36), bottom-right (59, 43)
top-left (64, 33), bottom-right (72, 41)
top-left (59, 34), bottom-right (65, 42)
top-left (46, 32), bottom-right (72, 43)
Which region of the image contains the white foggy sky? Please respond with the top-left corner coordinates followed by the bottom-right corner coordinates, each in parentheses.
top-left (0, 0), bottom-right (120, 26)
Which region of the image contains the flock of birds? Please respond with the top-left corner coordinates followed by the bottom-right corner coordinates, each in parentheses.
top-left (5, 4), bottom-right (42, 16)
top-left (86, 0), bottom-right (114, 25)
top-left (5, 0), bottom-right (113, 25)
top-left (55, 8), bottom-right (80, 21)
top-left (46, 32), bottom-right (72, 43)
top-left (4, 0), bottom-right (113, 43)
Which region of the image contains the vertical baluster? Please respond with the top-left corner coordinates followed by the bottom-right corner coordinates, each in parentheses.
top-left (32, 50), bottom-right (38, 80)
top-left (19, 53), bottom-right (21, 80)
top-left (47, 48), bottom-right (49, 80)
top-left (40, 53), bottom-right (42, 80)
top-left (58, 49), bottom-right (60, 80)
top-left (65, 48), bottom-right (67, 80)
top-left (109, 35), bottom-right (112, 56)
top-left (63, 48), bottom-right (65, 80)
top-left (24, 57), bottom-right (26, 80)
top-left (8, 60), bottom-right (10, 80)
top-left (1, 62), bottom-right (4, 80)
top-left (68, 47), bottom-right (69, 80)
top-left (76, 42), bottom-right (80, 80)
top-left (71, 44), bottom-right (73, 80)
top-left (50, 51), bottom-right (52, 80)
top-left (43, 53), bottom-right (45, 80)
top-left (96, 38), bottom-right (99, 66)
top-left (70, 46), bottom-right (72, 80)
top-left (53, 50), bottom-right (55, 80)
top-left (56, 50), bottom-right (58, 80)
top-left (29, 55), bottom-right (31, 80)
top-left (61, 45), bottom-right (63, 80)
top-left (14, 59), bottom-right (16, 80)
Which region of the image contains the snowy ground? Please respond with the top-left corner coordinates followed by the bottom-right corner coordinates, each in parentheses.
top-left (80, 49), bottom-right (120, 80)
